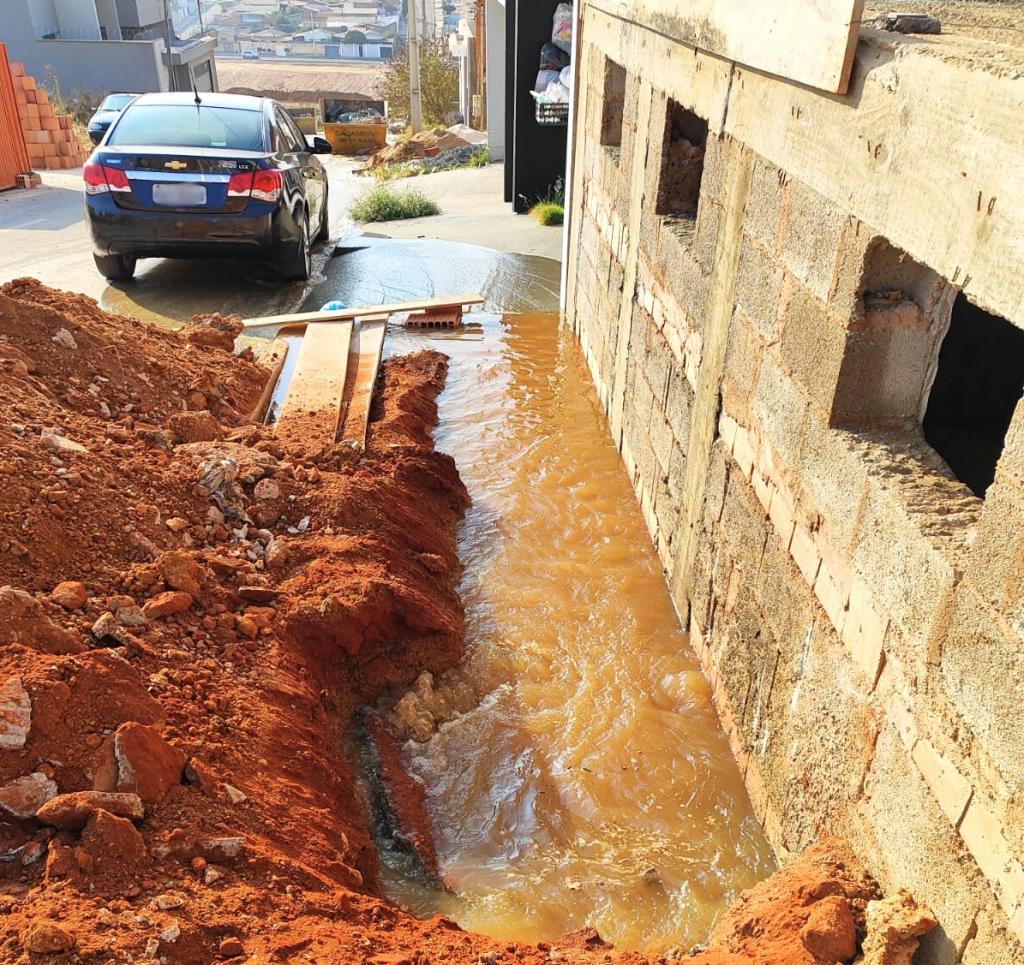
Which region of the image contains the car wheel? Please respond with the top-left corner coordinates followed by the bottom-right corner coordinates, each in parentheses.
top-left (315, 188), bottom-right (330, 244)
top-left (93, 253), bottom-right (136, 281)
top-left (279, 211), bottom-right (311, 282)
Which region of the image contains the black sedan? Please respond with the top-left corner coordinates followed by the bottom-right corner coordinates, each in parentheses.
top-left (84, 92), bottom-right (332, 282)
top-left (86, 93), bottom-right (139, 144)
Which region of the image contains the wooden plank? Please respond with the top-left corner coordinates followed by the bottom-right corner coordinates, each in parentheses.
top-left (274, 321), bottom-right (353, 447)
top-left (241, 293), bottom-right (484, 331)
top-left (246, 337), bottom-right (289, 424)
top-left (338, 319), bottom-right (387, 449)
top-left (587, 0), bottom-right (864, 95)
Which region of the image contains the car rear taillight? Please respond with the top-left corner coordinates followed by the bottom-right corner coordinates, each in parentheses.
top-left (251, 169), bottom-right (283, 202)
top-left (83, 161), bottom-right (131, 195)
top-left (227, 171), bottom-right (254, 197)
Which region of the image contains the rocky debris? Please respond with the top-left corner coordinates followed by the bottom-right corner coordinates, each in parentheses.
top-left (40, 427), bottom-right (88, 454)
top-left (80, 808), bottom-right (149, 873)
top-left (50, 580), bottom-right (87, 610)
top-left (157, 550), bottom-right (205, 598)
top-left (0, 675), bottom-right (32, 749)
top-left (801, 894), bottom-right (857, 961)
top-left (168, 409), bottom-right (225, 443)
top-left (21, 920), bottom-right (74, 955)
top-left (699, 837), bottom-right (879, 965)
top-left (0, 771), bottom-right (57, 818)
top-left (141, 590), bottom-right (193, 619)
top-left (253, 477), bottom-right (280, 500)
top-left (866, 13), bottom-right (941, 34)
top-left (91, 611), bottom-right (136, 646)
top-left (36, 791), bottom-right (144, 830)
top-left (181, 312), bottom-right (244, 353)
top-left (222, 782), bottom-right (247, 805)
top-left (51, 327), bottom-right (77, 349)
top-left (219, 935), bottom-right (245, 957)
top-left (0, 585), bottom-right (85, 654)
top-left (93, 722), bottom-right (185, 804)
top-left (857, 890), bottom-right (937, 965)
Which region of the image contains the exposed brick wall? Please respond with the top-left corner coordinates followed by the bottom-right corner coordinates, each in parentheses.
top-left (565, 14), bottom-right (1024, 964)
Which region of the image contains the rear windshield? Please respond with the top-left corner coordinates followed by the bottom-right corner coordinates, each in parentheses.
top-left (108, 105), bottom-right (264, 151)
top-left (99, 94), bottom-right (136, 111)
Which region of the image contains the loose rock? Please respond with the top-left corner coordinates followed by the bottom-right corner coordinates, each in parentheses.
top-left (36, 791), bottom-right (144, 830)
top-left (141, 590), bottom-right (193, 619)
top-left (21, 920), bottom-right (74, 954)
top-left (0, 771), bottom-right (57, 818)
top-left (0, 675), bottom-right (32, 749)
top-left (51, 580), bottom-right (87, 610)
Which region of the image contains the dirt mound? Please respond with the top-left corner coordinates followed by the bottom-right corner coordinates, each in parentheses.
top-left (369, 127), bottom-right (471, 167)
top-left (0, 283), bottom-right (937, 964)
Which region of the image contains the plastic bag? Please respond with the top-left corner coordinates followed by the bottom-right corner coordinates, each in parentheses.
top-left (539, 42), bottom-right (569, 70)
top-left (551, 2), bottom-right (573, 53)
top-left (534, 68), bottom-right (562, 93)
top-left (558, 65), bottom-right (572, 89)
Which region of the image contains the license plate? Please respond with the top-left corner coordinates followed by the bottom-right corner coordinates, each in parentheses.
top-left (152, 182), bottom-right (206, 207)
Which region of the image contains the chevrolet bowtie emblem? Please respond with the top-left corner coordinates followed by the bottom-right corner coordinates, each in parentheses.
top-left (165, 160), bottom-right (188, 170)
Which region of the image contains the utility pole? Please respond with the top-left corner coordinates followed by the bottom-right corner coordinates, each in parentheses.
top-left (407, 0), bottom-right (423, 132)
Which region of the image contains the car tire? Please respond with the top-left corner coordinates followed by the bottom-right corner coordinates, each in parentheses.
top-left (279, 210), bottom-right (311, 282)
top-left (93, 253), bottom-right (137, 281)
top-left (315, 188), bottom-right (330, 244)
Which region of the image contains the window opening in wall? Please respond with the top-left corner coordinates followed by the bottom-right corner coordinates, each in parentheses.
top-left (655, 100), bottom-right (708, 221)
top-left (923, 294), bottom-right (1024, 498)
top-left (600, 59), bottom-right (626, 149)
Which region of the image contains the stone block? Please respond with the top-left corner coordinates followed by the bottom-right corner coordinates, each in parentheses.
top-left (779, 278), bottom-right (846, 413)
top-left (942, 587), bottom-right (1024, 795)
top-left (756, 530), bottom-right (816, 651)
top-left (743, 155), bottom-right (785, 253)
top-left (692, 197), bottom-right (721, 274)
top-left (959, 794), bottom-right (1024, 922)
top-left (767, 483), bottom-right (797, 548)
top-left (796, 420), bottom-right (869, 553)
top-left (664, 370), bottom-right (692, 451)
top-left (734, 237), bottom-right (785, 343)
top-left (841, 576), bottom-right (888, 689)
top-left (663, 238), bottom-right (709, 327)
top-left (813, 561), bottom-right (848, 636)
top-left (751, 353), bottom-right (809, 473)
top-left (650, 411), bottom-right (675, 472)
top-left (723, 314), bottom-right (763, 412)
top-left (962, 478), bottom-right (1024, 626)
top-left (733, 424), bottom-right (755, 479)
top-left (858, 722), bottom-right (988, 961)
top-left (781, 176), bottom-right (846, 301)
top-left (960, 907), bottom-right (1024, 965)
top-left (998, 396), bottom-right (1024, 486)
top-left (702, 443), bottom-right (730, 526)
top-left (852, 470), bottom-right (958, 650)
top-left (720, 472), bottom-right (769, 576)
top-left (832, 327), bottom-right (936, 427)
top-left (789, 522), bottom-right (821, 586)
top-left (911, 738), bottom-right (972, 828)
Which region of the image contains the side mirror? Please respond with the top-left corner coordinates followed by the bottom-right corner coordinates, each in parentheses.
top-left (310, 136), bottom-right (332, 154)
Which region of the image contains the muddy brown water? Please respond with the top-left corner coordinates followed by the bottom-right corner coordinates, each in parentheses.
top-left (375, 310), bottom-right (774, 952)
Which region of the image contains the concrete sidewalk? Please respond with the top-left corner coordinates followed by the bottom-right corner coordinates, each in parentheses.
top-left (343, 161), bottom-right (564, 261)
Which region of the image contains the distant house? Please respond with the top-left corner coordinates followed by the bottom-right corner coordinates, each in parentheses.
top-left (3, 0), bottom-right (219, 94)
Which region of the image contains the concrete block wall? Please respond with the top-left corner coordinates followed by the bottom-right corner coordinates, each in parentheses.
top-left (564, 10), bottom-right (1024, 963)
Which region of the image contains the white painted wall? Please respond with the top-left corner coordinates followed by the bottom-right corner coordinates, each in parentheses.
top-left (94, 0), bottom-right (122, 37)
top-left (485, 0), bottom-right (505, 160)
top-left (27, 0), bottom-right (60, 36)
top-left (54, 0), bottom-right (101, 38)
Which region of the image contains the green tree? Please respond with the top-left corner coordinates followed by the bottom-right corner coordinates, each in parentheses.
top-left (343, 29), bottom-right (367, 43)
top-left (382, 40), bottom-right (459, 127)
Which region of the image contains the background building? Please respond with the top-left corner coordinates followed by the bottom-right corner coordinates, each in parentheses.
top-left (4, 0), bottom-right (218, 95)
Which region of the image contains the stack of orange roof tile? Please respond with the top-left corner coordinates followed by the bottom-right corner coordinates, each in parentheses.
top-left (9, 61), bottom-right (89, 170)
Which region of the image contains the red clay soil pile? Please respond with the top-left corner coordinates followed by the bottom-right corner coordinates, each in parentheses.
top-left (0, 281), bottom-right (936, 964)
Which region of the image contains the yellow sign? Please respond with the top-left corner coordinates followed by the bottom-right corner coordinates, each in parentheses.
top-left (322, 122), bottom-right (387, 156)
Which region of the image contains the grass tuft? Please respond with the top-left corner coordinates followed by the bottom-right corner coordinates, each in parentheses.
top-left (350, 185), bottom-right (441, 223)
top-left (528, 178), bottom-right (565, 226)
top-left (530, 201), bottom-right (564, 226)
top-left (469, 146), bottom-right (490, 167)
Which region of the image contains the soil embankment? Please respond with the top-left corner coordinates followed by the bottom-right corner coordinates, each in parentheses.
top-left (0, 280), bottom-right (935, 963)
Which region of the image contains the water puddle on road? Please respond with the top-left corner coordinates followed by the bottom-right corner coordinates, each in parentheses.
top-left (378, 311), bottom-right (774, 952)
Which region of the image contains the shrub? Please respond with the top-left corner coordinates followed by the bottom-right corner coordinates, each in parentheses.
top-left (350, 185), bottom-right (440, 222)
top-left (383, 41), bottom-right (459, 126)
top-left (528, 177), bottom-right (565, 226)
top-left (469, 146), bottom-right (490, 167)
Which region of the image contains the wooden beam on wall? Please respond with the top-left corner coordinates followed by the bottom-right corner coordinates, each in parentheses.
top-left (587, 0), bottom-right (864, 95)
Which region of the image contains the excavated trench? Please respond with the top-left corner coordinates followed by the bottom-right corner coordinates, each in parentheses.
top-left (356, 309), bottom-right (774, 953)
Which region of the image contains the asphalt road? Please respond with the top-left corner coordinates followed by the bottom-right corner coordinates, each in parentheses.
top-left (0, 159), bottom-right (562, 330)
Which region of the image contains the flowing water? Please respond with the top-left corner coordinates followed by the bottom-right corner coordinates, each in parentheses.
top-left (378, 310), bottom-right (774, 953)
